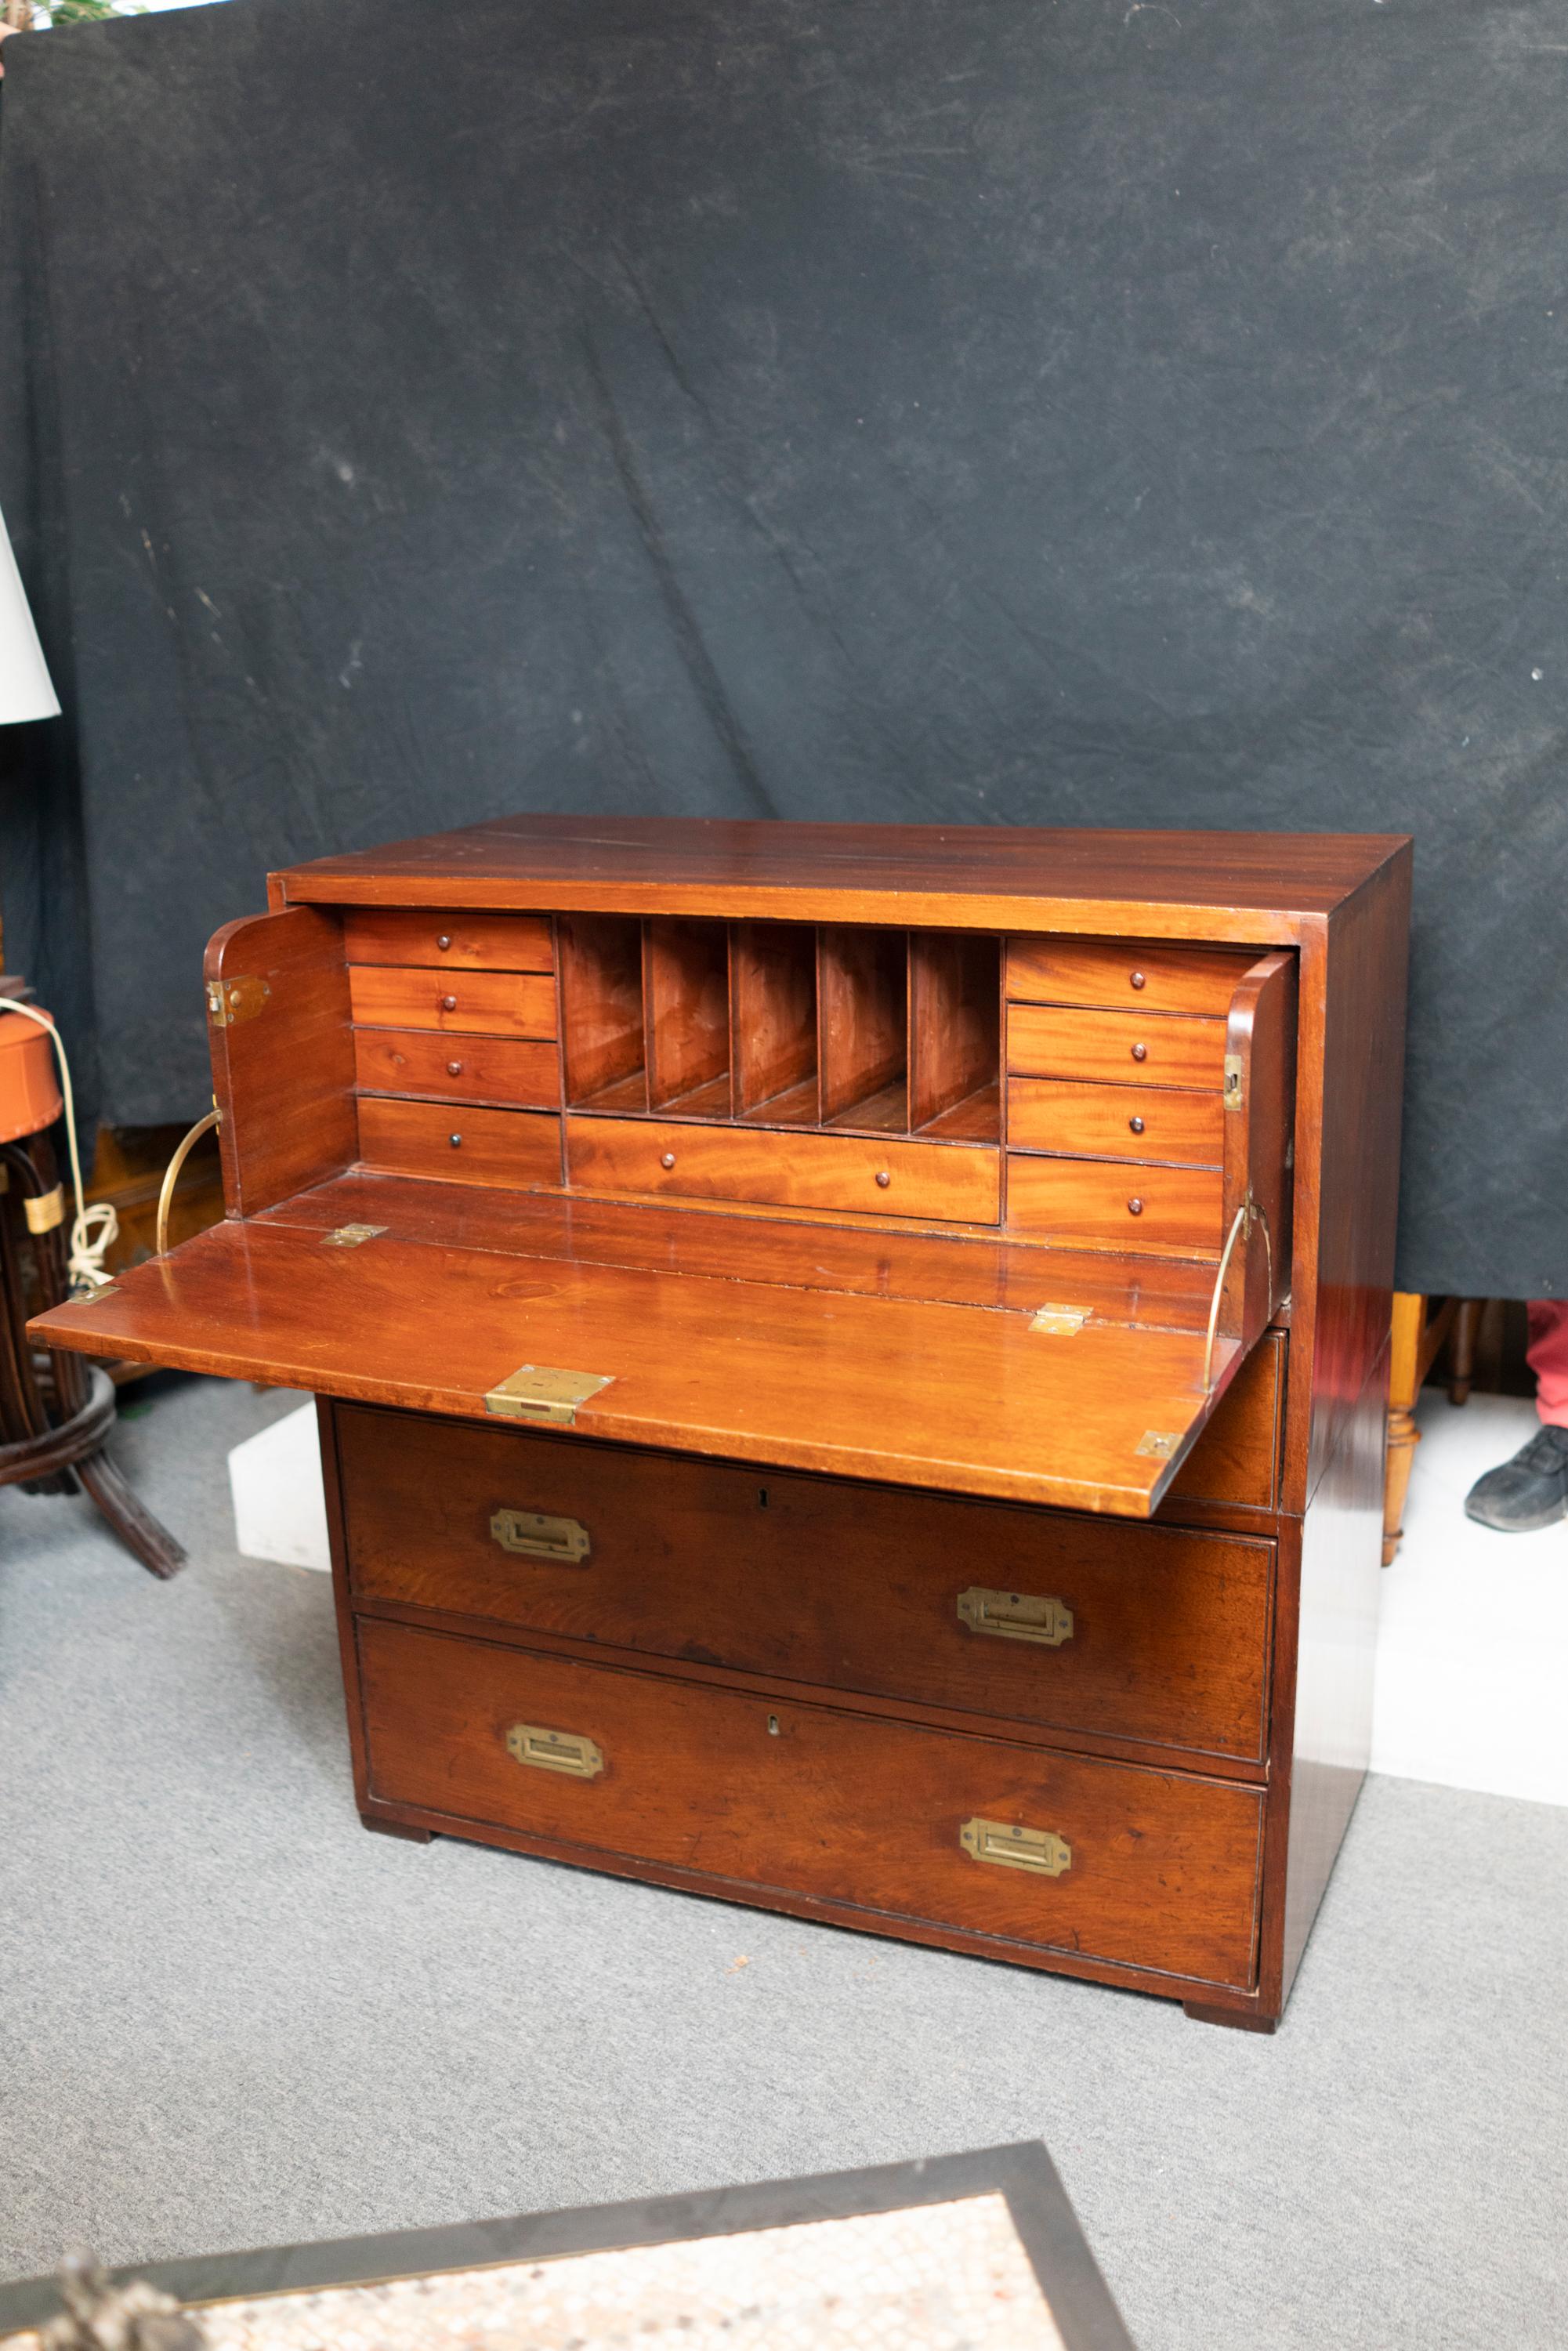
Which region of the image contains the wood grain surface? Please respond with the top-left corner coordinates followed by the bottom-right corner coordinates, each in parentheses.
top-left (342, 910), bottom-right (554, 971)
top-left (273, 815), bottom-right (1410, 937)
top-left (1007, 1155), bottom-right (1223, 1258)
top-left (1007, 1077), bottom-right (1223, 1167)
top-left (355, 1618), bottom-right (1265, 1987)
top-left (338, 1405), bottom-right (1275, 1762)
top-left (353, 1030), bottom-right (561, 1110)
top-left (1006, 937), bottom-right (1251, 1014)
top-left (357, 1099), bottom-right (563, 1190)
top-left (566, 1115), bottom-right (1001, 1225)
top-left (29, 1215), bottom-right (1251, 1514)
top-left (1008, 1003), bottom-right (1228, 1092)
top-left (349, 967), bottom-right (557, 1039)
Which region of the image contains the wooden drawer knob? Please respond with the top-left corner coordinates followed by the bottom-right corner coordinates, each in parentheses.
top-left (1128, 1197), bottom-right (1144, 1215)
top-left (441, 994), bottom-right (458, 1012)
top-left (1131, 1041), bottom-right (1147, 1062)
top-left (661, 1150), bottom-right (676, 1169)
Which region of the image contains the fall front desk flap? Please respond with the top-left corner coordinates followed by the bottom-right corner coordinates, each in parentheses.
top-left (28, 1177), bottom-right (1265, 1517)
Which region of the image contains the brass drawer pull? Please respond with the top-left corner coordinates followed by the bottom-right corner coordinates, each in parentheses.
top-left (506, 1722), bottom-right (604, 1779)
top-left (961, 1817), bottom-right (1071, 1878)
top-left (957, 1587), bottom-right (1074, 1646)
top-left (491, 1506), bottom-right (591, 1564)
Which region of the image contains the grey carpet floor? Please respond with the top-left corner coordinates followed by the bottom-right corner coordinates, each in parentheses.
top-left (2, 1376), bottom-right (1564, 2351)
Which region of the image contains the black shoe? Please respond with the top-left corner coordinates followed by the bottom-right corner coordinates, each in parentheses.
top-left (1464, 1424), bottom-right (1568, 1532)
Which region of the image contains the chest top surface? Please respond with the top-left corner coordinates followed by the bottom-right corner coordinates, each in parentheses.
top-left (273, 815), bottom-right (1410, 938)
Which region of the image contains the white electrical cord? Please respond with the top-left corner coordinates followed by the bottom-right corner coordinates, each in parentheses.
top-left (1, 997), bottom-right (119, 1294)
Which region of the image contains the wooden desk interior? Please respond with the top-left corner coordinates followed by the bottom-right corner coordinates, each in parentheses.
top-left (32, 819), bottom-right (1411, 2030)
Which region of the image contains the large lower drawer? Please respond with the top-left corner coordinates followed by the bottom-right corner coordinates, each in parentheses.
top-left (566, 1115), bottom-right (1000, 1224)
top-left (1008, 1003), bottom-right (1226, 1091)
top-left (1007, 1154), bottom-right (1223, 1258)
top-left (357, 1620), bottom-right (1265, 1988)
top-left (337, 1407), bottom-right (1273, 1762)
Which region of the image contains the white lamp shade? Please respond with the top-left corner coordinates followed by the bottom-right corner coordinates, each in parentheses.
top-left (0, 504), bottom-right (60, 724)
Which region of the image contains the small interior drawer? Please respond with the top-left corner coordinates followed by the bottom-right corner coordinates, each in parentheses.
top-left (354, 1029), bottom-right (561, 1109)
top-left (349, 966), bottom-right (558, 1039)
top-left (1007, 1154), bottom-right (1223, 1257)
top-left (1008, 1002), bottom-right (1227, 1091)
top-left (342, 909), bottom-right (555, 972)
top-left (566, 1114), bottom-right (1000, 1223)
top-left (1008, 1076), bottom-right (1223, 1166)
top-left (357, 1096), bottom-right (562, 1189)
top-left (1008, 938), bottom-right (1249, 1015)
top-left (357, 1618), bottom-right (1265, 1988)
top-left (336, 1407), bottom-right (1274, 1762)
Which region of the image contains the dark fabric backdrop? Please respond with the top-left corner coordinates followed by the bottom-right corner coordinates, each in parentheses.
top-left (1, 0), bottom-right (1562, 1295)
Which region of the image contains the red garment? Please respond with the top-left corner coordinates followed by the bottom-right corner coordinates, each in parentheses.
top-left (1527, 1299), bottom-right (1568, 1428)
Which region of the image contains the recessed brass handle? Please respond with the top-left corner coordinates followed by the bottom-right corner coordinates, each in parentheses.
top-left (491, 1507), bottom-right (591, 1564)
top-left (960, 1817), bottom-right (1071, 1878)
top-left (506, 1722), bottom-right (604, 1780)
top-left (957, 1588), bottom-right (1074, 1646)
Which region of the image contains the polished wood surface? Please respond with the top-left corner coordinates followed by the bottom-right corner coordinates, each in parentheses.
top-left (1164, 1334), bottom-right (1284, 1512)
top-left (277, 815), bottom-right (1410, 936)
top-left (205, 906), bottom-right (357, 1217)
top-left (348, 965), bottom-right (556, 1040)
top-left (643, 918), bottom-right (730, 1109)
top-left (339, 1406), bottom-right (1274, 1764)
top-left (342, 909), bottom-right (553, 971)
top-left (1006, 1078), bottom-right (1222, 1168)
top-left (32, 1214), bottom-right (1248, 1514)
top-left (559, 914), bottom-right (644, 1103)
top-left (1008, 1002), bottom-right (1228, 1092)
top-left (357, 1099), bottom-right (562, 1190)
top-left (258, 1173), bottom-right (1227, 1328)
top-left (1006, 938), bottom-right (1250, 1015)
top-left (353, 1030), bottom-right (559, 1110)
top-left (567, 1114), bottom-right (1000, 1225)
top-left (31, 819), bottom-right (1414, 2030)
top-left (730, 921), bottom-right (817, 1116)
top-left (357, 1617), bottom-right (1266, 1988)
top-left (1007, 1155), bottom-right (1222, 1259)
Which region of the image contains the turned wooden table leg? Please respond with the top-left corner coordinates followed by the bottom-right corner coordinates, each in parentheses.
top-left (1448, 1297), bottom-right (1483, 1405)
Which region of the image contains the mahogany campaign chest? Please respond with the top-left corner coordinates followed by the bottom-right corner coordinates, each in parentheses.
top-left (34, 818), bottom-right (1410, 2030)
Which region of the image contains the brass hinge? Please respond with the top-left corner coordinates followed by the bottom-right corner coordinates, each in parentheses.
top-left (483, 1364), bottom-right (614, 1425)
top-left (321, 1223), bottom-right (387, 1248)
top-left (957, 1588), bottom-right (1074, 1647)
top-left (1223, 1052), bottom-right (1244, 1109)
top-left (506, 1722), bottom-right (604, 1780)
top-left (23, 1183), bottom-right (65, 1235)
top-left (491, 1507), bottom-right (591, 1564)
top-left (960, 1817), bottom-right (1071, 1878)
top-left (205, 975), bottom-right (271, 1028)
top-left (1030, 1303), bottom-right (1088, 1336)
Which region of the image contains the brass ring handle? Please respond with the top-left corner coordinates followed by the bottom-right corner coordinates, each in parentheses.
top-left (1200, 1198), bottom-right (1273, 1394)
top-left (155, 1107), bottom-right (222, 1259)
